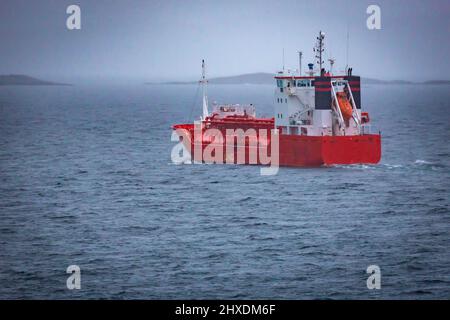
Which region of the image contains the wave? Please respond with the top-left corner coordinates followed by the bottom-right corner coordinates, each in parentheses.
top-left (328, 160), bottom-right (447, 172)
top-left (414, 159), bottom-right (434, 165)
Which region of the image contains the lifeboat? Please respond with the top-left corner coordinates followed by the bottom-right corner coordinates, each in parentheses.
top-left (336, 91), bottom-right (353, 120)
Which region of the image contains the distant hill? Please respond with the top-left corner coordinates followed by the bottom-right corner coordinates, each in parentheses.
top-left (147, 72), bottom-right (274, 85)
top-left (362, 78), bottom-right (415, 85)
top-left (363, 78), bottom-right (450, 85)
top-left (207, 72), bottom-right (274, 85)
top-left (423, 80), bottom-right (450, 85)
top-left (0, 75), bottom-right (70, 86)
top-left (150, 73), bottom-right (449, 86)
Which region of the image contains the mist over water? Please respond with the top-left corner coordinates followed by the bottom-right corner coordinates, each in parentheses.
top-left (0, 83), bottom-right (449, 299)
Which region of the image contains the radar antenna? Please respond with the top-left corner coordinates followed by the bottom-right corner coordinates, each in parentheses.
top-left (328, 58), bottom-right (335, 74)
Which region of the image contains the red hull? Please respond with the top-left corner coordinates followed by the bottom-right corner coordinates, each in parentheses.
top-left (173, 122), bottom-right (381, 167)
top-left (277, 134), bottom-right (381, 166)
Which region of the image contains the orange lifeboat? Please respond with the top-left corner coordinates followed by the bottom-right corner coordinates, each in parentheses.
top-left (336, 92), bottom-right (353, 120)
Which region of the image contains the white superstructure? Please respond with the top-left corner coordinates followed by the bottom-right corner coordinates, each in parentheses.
top-left (273, 31), bottom-right (366, 137)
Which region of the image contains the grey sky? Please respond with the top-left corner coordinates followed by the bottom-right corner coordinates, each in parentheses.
top-left (0, 0), bottom-right (449, 82)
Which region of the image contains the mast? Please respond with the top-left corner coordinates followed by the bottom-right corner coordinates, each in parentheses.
top-left (298, 51), bottom-right (303, 76)
top-left (200, 59), bottom-right (209, 118)
top-left (314, 31), bottom-right (325, 75)
top-left (345, 26), bottom-right (349, 73)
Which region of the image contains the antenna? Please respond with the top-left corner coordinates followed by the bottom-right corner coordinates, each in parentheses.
top-left (346, 24), bottom-right (349, 73)
top-left (282, 48), bottom-right (285, 71)
top-left (328, 58), bottom-right (335, 74)
top-left (200, 59), bottom-right (209, 119)
top-left (298, 51), bottom-right (303, 76)
top-left (314, 31), bottom-right (325, 75)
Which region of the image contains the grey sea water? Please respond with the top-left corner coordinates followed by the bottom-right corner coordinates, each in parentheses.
top-left (0, 83), bottom-right (449, 299)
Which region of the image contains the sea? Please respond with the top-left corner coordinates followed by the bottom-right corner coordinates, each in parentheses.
top-left (0, 83), bottom-right (449, 299)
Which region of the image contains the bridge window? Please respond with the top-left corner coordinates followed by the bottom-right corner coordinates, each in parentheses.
top-left (276, 79), bottom-right (284, 88)
top-left (296, 79), bottom-right (311, 87)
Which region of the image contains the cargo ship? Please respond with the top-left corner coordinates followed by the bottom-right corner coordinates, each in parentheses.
top-left (172, 32), bottom-right (381, 167)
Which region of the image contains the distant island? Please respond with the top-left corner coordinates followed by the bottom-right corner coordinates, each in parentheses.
top-left (423, 80), bottom-right (450, 85)
top-left (147, 73), bottom-right (450, 86)
top-left (0, 75), bottom-right (70, 86)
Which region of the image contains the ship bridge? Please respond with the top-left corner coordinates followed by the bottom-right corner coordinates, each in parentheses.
top-left (273, 71), bottom-right (363, 136)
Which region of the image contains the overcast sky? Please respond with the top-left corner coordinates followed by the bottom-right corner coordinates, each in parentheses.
top-left (0, 0), bottom-right (449, 82)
